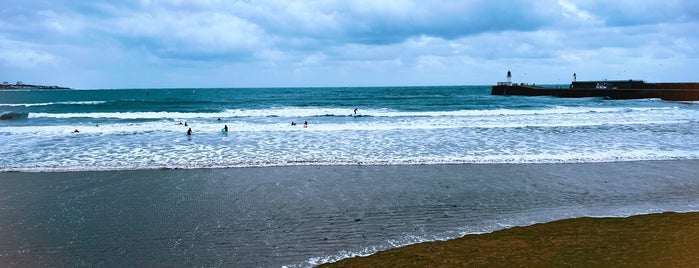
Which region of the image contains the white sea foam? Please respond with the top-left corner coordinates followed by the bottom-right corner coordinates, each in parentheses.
top-left (24, 106), bottom-right (680, 119)
top-left (29, 111), bottom-right (202, 119)
top-left (0, 101), bottom-right (107, 107)
top-left (3, 150), bottom-right (698, 173)
top-left (10, 105), bottom-right (693, 135)
top-left (3, 98), bottom-right (699, 173)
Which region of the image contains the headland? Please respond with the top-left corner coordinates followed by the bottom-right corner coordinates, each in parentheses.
top-left (0, 81), bottom-right (70, 90)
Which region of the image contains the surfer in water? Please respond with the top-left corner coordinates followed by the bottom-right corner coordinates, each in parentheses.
top-left (223, 125), bottom-right (228, 133)
top-left (303, 121), bottom-right (308, 128)
top-left (354, 108), bottom-right (358, 116)
top-left (187, 128), bottom-right (192, 136)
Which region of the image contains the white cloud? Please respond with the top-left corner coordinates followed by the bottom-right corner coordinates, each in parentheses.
top-left (557, 0), bottom-right (596, 22)
top-left (103, 7), bottom-right (269, 57)
top-left (38, 10), bottom-right (87, 36)
top-left (296, 53), bottom-right (327, 67)
top-left (0, 37), bottom-right (59, 68)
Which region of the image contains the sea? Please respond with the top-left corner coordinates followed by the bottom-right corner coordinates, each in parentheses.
top-left (2, 85), bottom-right (699, 171)
top-left (1, 86), bottom-right (699, 267)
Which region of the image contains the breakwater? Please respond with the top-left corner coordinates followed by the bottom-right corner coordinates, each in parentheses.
top-left (492, 80), bottom-right (699, 101)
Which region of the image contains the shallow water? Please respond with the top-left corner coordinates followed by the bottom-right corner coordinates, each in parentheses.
top-left (2, 87), bottom-right (699, 171)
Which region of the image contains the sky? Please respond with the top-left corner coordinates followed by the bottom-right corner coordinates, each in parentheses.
top-left (1, 0), bottom-right (698, 88)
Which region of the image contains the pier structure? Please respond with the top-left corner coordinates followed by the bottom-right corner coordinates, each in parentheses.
top-left (491, 71), bottom-right (699, 101)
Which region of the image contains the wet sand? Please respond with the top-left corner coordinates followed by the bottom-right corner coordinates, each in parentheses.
top-left (0, 160), bottom-right (698, 267)
top-left (323, 211), bottom-right (699, 267)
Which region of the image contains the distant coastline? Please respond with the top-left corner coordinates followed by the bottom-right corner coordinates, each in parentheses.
top-left (0, 82), bottom-right (70, 90)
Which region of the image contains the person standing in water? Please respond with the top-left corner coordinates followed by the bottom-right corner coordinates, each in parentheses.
top-left (223, 125), bottom-right (228, 132)
top-left (187, 128), bottom-right (192, 136)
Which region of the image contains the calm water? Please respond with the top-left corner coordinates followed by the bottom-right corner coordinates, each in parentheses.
top-left (1, 86), bottom-right (699, 171)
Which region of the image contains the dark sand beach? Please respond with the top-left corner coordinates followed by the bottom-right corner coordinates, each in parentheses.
top-left (0, 160), bottom-right (698, 267)
top-left (323, 211), bottom-right (699, 267)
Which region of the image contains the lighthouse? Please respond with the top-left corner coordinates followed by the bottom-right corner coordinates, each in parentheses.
top-left (507, 70), bottom-right (512, 83)
top-left (497, 70), bottom-right (514, 86)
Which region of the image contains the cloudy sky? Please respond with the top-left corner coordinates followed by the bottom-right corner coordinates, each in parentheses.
top-left (1, 0), bottom-right (697, 88)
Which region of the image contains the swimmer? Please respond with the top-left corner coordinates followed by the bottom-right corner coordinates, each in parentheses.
top-left (184, 122), bottom-right (188, 126)
top-left (187, 128), bottom-right (192, 135)
top-left (73, 129), bottom-right (80, 133)
top-left (291, 121), bottom-right (297, 126)
top-left (223, 125), bottom-right (228, 132)
top-left (303, 121), bottom-right (308, 128)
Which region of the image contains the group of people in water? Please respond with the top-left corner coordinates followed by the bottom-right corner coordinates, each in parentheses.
top-left (180, 108), bottom-right (360, 136)
top-left (290, 120), bottom-right (308, 128)
top-left (74, 108), bottom-right (359, 136)
top-left (184, 119), bottom-right (315, 136)
top-left (182, 118), bottom-right (230, 136)
top-left (185, 121), bottom-right (307, 136)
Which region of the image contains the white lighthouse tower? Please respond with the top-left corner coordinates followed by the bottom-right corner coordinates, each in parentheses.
top-left (497, 70), bottom-right (513, 86)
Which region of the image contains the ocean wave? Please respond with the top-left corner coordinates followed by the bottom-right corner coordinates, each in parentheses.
top-left (3, 116), bottom-right (689, 135)
top-left (0, 101), bottom-right (107, 107)
top-left (29, 111), bottom-right (198, 119)
top-left (223, 106), bottom-right (678, 118)
top-left (23, 106), bottom-right (679, 120)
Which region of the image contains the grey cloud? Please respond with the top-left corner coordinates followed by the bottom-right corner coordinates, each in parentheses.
top-left (2, 0), bottom-right (697, 87)
top-left (249, 1), bottom-right (550, 46)
top-left (576, 0), bottom-right (699, 26)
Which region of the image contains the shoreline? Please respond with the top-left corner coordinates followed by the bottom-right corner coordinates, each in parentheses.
top-left (322, 211), bottom-right (699, 267)
top-left (3, 158), bottom-right (699, 173)
top-left (1, 159), bottom-right (698, 266)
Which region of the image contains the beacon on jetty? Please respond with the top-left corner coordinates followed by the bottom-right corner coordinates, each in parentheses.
top-left (491, 71), bottom-right (699, 101)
